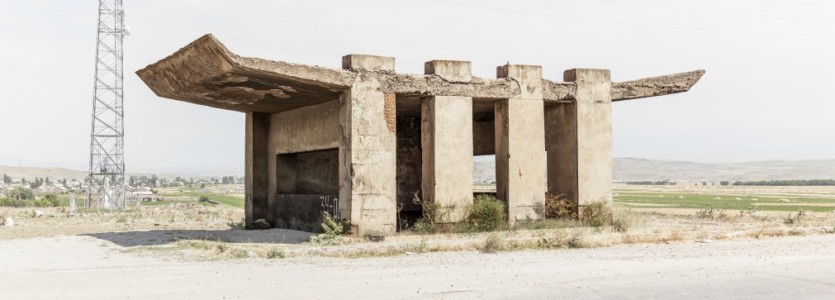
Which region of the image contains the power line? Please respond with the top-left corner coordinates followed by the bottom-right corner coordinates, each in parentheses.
top-left (427, 0), bottom-right (835, 38)
top-left (599, 0), bottom-right (835, 24)
top-left (737, 0), bottom-right (835, 6)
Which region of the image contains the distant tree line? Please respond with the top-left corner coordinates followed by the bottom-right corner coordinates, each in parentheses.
top-left (625, 180), bottom-right (677, 185)
top-left (127, 175), bottom-right (243, 188)
top-left (731, 179), bottom-right (835, 186)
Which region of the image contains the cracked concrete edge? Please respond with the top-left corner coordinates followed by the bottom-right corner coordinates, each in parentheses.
top-left (612, 70), bottom-right (705, 101)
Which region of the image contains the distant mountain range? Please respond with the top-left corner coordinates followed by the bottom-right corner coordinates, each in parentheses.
top-left (0, 165), bottom-right (87, 181)
top-left (475, 158), bottom-right (835, 182)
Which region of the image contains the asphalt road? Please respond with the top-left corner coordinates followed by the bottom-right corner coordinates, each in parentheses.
top-left (1, 234), bottom-right (834, 299)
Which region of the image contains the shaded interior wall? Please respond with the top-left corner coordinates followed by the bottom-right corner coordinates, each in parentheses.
top-left (276, 150), bottom-right (339, 195)
top-left (270, 194), bottom-right (331, 233)
top-left (396, 117), bottom-right (422, 212)
top-left (473, 112), bottom-right (495, 156)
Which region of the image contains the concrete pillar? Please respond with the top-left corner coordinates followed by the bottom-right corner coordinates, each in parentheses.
top-left (495, 64), bottom-right (546, 224)
top-left (339, 55), bottom-right (398, 235)
top-left (421, 60), bottom-right (474, 223)
top-left (245, 112), bottom-right (270, 229)
top-left (546, 69), bottom-right (612, 214)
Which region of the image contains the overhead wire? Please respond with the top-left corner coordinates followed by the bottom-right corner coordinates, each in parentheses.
top-left (426, 0), bottom-right (835, 38)
top-left (598, 0), bottom-right (835, 24)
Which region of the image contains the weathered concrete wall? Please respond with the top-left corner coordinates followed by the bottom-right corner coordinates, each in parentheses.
top-left (339, 57), bottom-right (398, 235)
top-left (269, 100), bottom-right (340, 155)
top-left (473, 113), bottom-right (495, 156)
top-left (396, 117), bottom-right (422, 212)
top-left (245, 112), bottom-right (270, 228)
top-left (421, 96), bottom-right (474, 223)
top-left (546, 69), bottom-right (613, 211)
top-left (495, 65), bottom-right (546, 224)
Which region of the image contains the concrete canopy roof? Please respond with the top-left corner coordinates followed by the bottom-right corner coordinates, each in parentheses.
top-left (136, 34), bottom-right (704, 113)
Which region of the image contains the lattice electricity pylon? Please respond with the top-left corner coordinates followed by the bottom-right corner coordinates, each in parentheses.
top-left (87, 0), bottom-right (128, 210)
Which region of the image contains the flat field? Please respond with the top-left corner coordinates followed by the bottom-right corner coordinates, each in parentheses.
top-left (615, 184), bottom-right (835, 215)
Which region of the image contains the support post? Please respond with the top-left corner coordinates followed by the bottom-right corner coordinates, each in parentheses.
top-left (495, 64), bottom-right (546, 224)
top-left (421, 60), bottom-right (474, 223)
top-left (339, 55), bottom-right (398, 235)
top-left (245, 112), bottom-right (270, 229)
top-left (546, 69), bottom-right (613, 216)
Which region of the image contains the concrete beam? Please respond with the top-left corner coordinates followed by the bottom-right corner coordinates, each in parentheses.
top-left (546, 69), bottom-right (613, 214)
top-left (495, 64), bottom-right (546, 224)
top-left (342, 54), bottom-right (396, 72)
top-left (245, 112), bottom-right (270, 229)
top-left (612, 70), bottom-right (705, 101)
top-left (424, 60), bottom-right (472, 83)
top-left (421, 60), bottom-right (474, 223)
top-left (338, 75), bottom-right (398, 236)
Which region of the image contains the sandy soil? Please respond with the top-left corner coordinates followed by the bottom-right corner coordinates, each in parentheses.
top-left (1, 233), bottom-right (834, 299)
top-left (2, 202), bottom-right (834, 299)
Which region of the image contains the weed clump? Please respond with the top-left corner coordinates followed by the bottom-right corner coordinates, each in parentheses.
top-left (783, 209), bottom-right (807, 225)
top-left (612, 209), bottom-right (644, 233)
top-left (310, 212), bottom-right (343, 245)
top-left (412, 192), bottom-right (439, 233)
top-left (544, 193), bottom-right (577, 219)
top-left (266, 247), bottom-right (286, 259)
top-left (695, 206), bottom-right (727, 220)
top-left (482, 233), bottom-right (506, 253)
top-left (581, 201), bottom-right (613, 227)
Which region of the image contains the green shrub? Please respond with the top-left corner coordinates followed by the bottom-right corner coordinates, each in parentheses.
top-left (467, 195), bottom-right (507, 232)
top-left (36, 193), bottom-right (59, 207)
top-left (0, 197), bottom-right (29, 207)
top-left (581, 201), bottom-right (612, 227)
top-left (198, 196), bottom-right (210, 203)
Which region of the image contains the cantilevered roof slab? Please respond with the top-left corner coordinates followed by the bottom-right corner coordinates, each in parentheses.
top-left (136, 35), bottom-right (356, 113)
top-left (137, 34), bottom-right (704, 113)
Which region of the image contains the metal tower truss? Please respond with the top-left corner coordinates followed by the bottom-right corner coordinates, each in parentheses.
top-left (88, 0), bottom-right (128, 210)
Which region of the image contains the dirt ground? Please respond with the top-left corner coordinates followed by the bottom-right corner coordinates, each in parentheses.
top-left (1, 202), bottom-right (835, 298)
top-left (1, 233), bottom-right (834, 299)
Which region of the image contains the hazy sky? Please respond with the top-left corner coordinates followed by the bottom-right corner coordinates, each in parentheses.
top-left (0, 0), bottom-right (833, 172)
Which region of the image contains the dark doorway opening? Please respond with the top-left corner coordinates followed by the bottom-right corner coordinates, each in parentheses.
top-left (272, 148), bottom-right (338, 232)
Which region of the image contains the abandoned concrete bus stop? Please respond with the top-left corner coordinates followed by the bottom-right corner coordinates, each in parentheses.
top-left (137, 34), bottom-right (703, 235)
